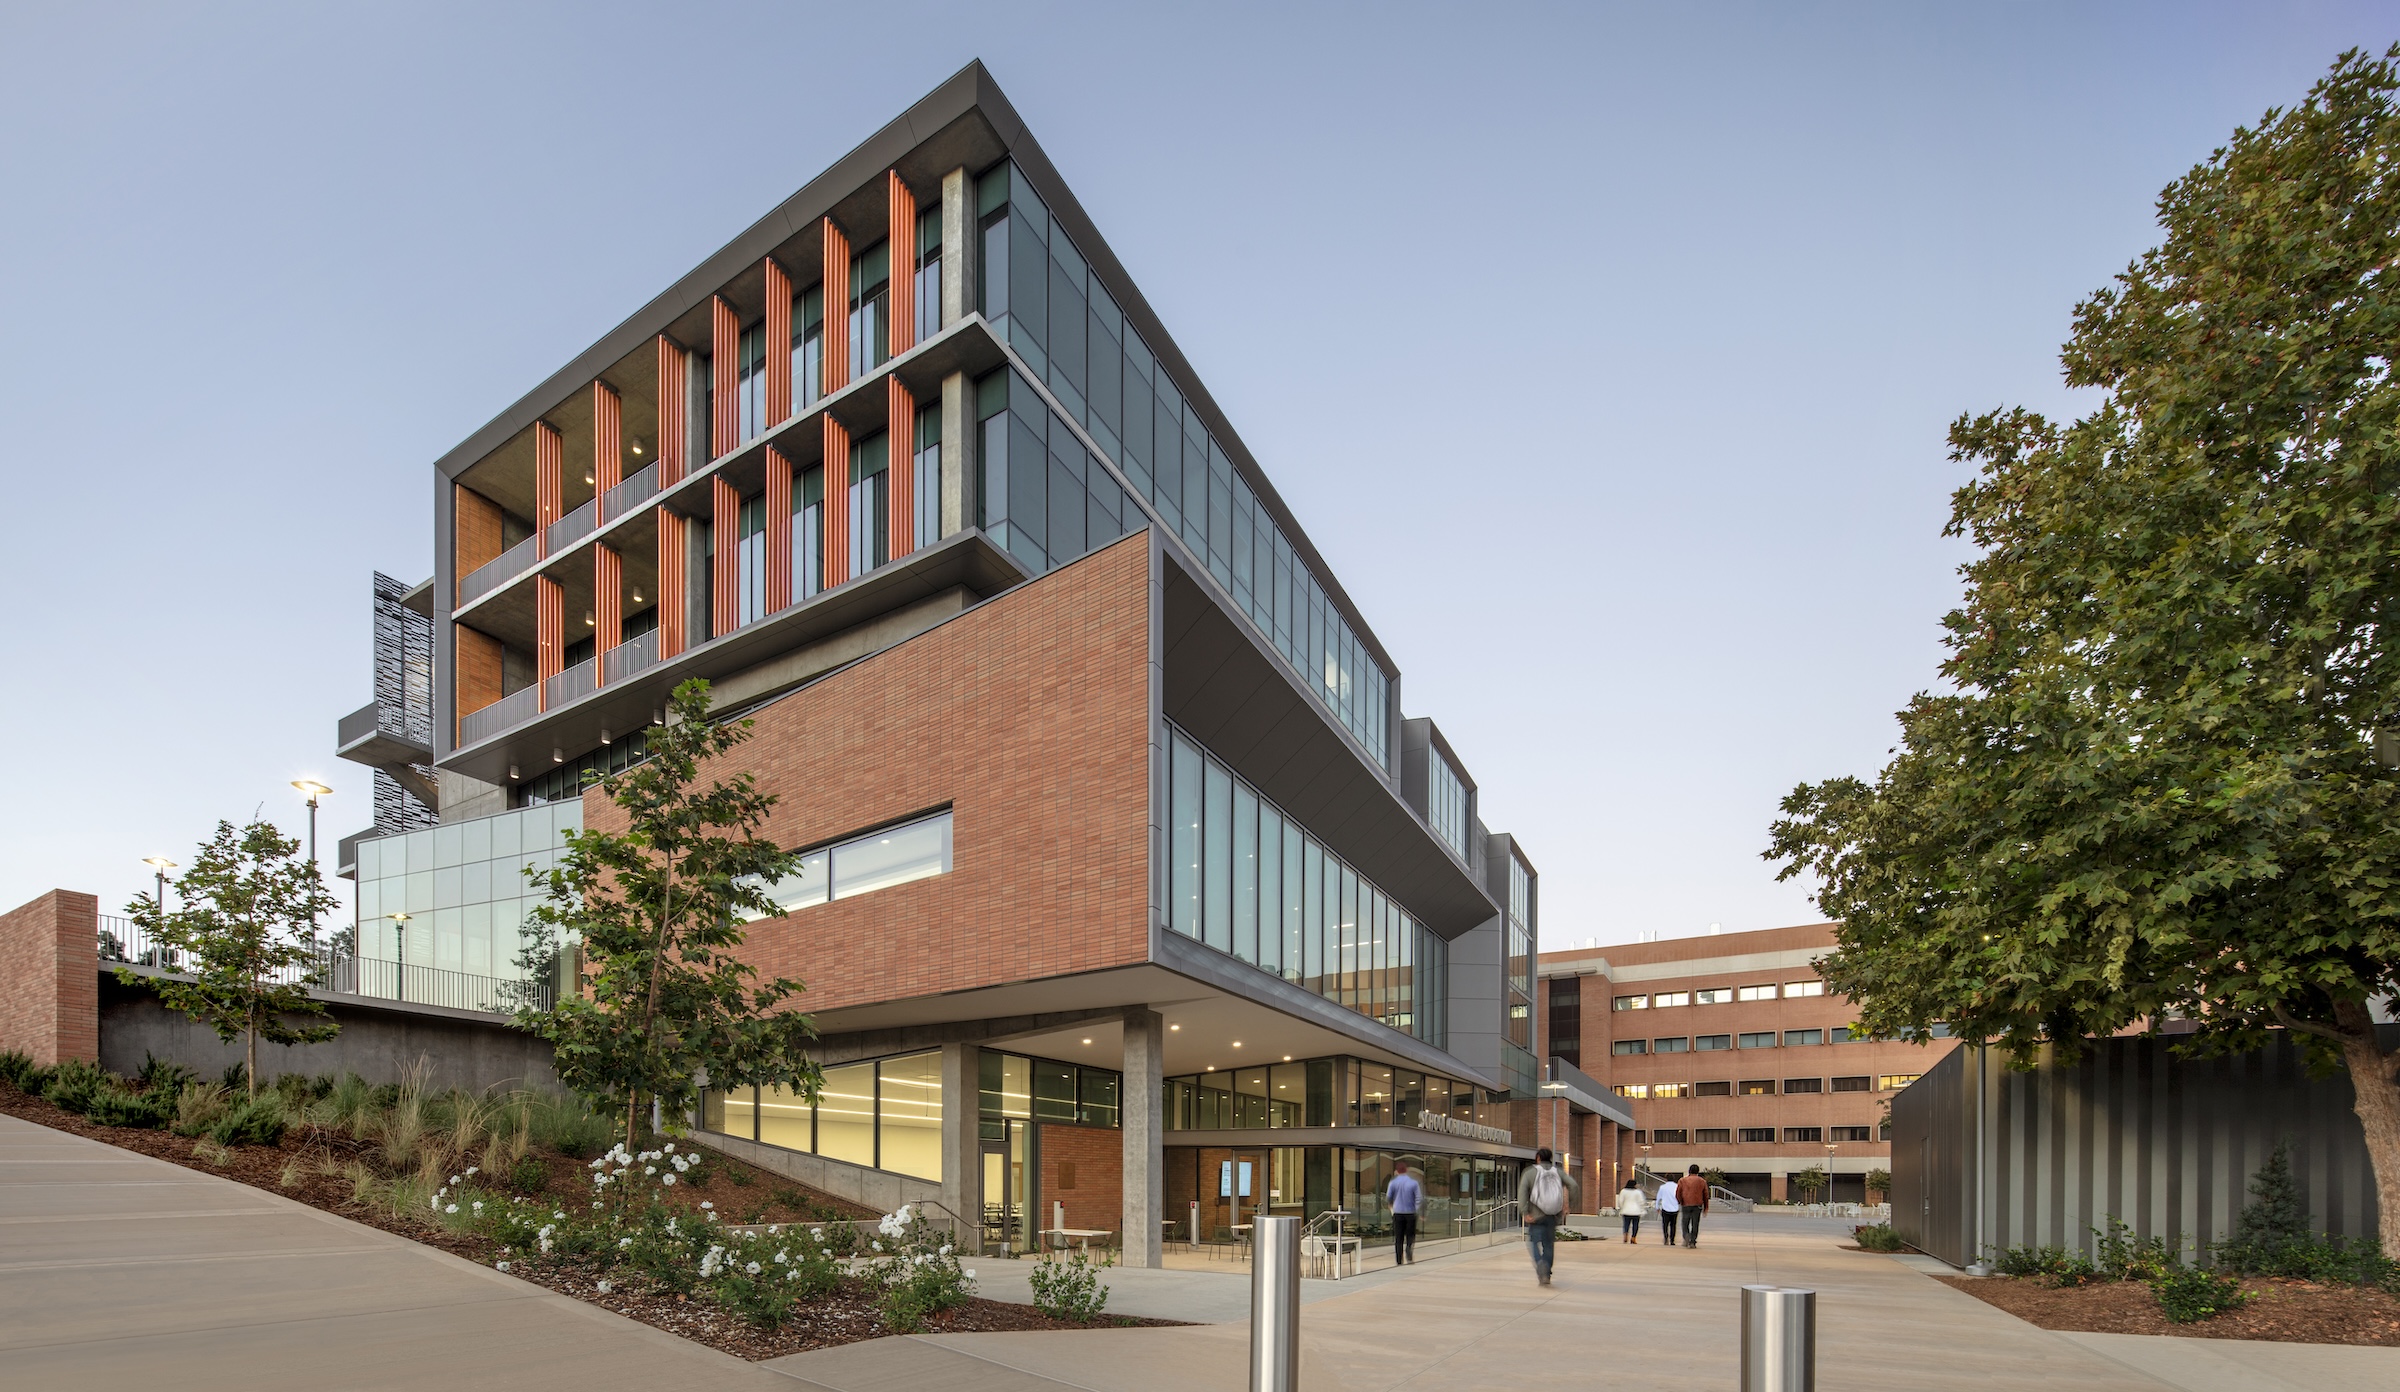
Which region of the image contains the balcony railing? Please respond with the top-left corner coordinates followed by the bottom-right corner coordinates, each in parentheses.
top-left (459, 685), bottom-right (539, 747)
top-left (459, 534), bottom-right (540, 608)
top-left (545, 658), bottom-right (597, 710)
top-left (546, 498), bottom-right (597, 554)
top-left (601, 462), bottom-right (660, 525)
top-left (601, 628), bottom-right (660, 684)
top-left (337, 702), bottom-right (381, 748)
top-left (98, 914), bottom-right (553, 1016)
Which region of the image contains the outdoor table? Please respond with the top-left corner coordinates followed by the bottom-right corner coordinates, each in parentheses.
top-left (1042, 1227), bottom-right (1111, 1253)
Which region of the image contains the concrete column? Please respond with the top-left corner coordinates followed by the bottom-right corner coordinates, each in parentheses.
top-left (1121, 1005), bottom-right (1164, 1269)
top-left (941, 1042), bottom-right (982, 1251)
top-left (939, 370), bottom-right (969, 538)
top-left (940, 167), bottom-right (969, 327)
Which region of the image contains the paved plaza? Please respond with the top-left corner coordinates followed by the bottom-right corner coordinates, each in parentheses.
top-left (7, 1113), bottom-right (2398, 1392)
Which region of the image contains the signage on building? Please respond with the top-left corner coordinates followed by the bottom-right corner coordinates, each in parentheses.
top-left (1415, 1110), bottom-right (1513, 1146)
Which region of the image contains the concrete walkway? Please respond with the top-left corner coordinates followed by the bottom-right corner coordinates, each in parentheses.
top-left (0, 1113), bottom-right (794, 1391)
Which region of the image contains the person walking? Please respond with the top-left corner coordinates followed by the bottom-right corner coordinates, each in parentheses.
top-left (1517, 1147), bottom-right (1579, 1285)
top-left (1386, 1159), bottom-right (1424, 1265)
top-left (1654, 1170), bottom-right (1680, 1245)
top-left (1615, 1178), bottom-right (1647, 1243)
top-left (1675, 1164), bottom-right (1711, 1248)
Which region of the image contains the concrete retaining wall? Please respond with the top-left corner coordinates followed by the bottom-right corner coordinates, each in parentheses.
top-left (688, 1128), bottom-right (939, 1215)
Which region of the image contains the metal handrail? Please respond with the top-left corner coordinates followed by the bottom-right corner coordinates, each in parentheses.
top-left (1453, 1198), bottom-right (1521, 1235)
top-left (458, 534), bottom-right (539, 608)
top-left (600, 462), bottom-right (660, 525)
top-left (459, 685), bottom-right (539, 747)
top-left (601, 628), bottom-right (659, 684)
top-left (98, 914), bottom-right (551, 1015)
top-left (546, 498), bottom-right (598, 553)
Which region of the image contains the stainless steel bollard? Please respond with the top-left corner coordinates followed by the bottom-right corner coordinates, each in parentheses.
top-left (1251, 1215), bottom-right (1302, 1392)
top-left (1740, 1285), bottom-right (1816, 1392)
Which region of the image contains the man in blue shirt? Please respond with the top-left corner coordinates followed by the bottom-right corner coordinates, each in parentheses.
top-left (1386, 1159), bottom-right (1425, 1264)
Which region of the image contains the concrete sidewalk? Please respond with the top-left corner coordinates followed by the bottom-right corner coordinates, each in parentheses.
top-left (0, 1113), bottom-right (794, 1391)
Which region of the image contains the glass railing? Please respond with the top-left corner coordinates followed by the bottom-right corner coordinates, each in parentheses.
top-left (602, 628), bottom-right (659, 684)
top-left (101, 914), bottom-right (553, 1016)
top-left (546, 498), bottom-right (597, 553)
top-left (545, 658), bottom-right (597, 710)
top-left (458, 534), bottom-right (540, 608)
top-left (458, 685), bottom-right (539, 747)
top-left (601, 462), bottom-right (660, 525)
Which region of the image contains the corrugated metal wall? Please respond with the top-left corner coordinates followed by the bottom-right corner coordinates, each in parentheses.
top-left (1892, 1032), bottom-right (2384, 1269)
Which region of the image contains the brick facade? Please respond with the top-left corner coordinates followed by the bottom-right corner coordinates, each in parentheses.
top-left (1037, 1123), bottom-right (1125, 1235)
top-left (586, 532), bottom-right (1153, 1015)
top-left (0, 890), bottom-right (99, 1065)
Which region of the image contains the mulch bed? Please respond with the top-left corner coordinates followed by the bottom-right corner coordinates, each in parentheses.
top-left (1935, 1273), bottom-right (2400, 1346)
top-left (0, 1080), bottom-right (1181, 1359)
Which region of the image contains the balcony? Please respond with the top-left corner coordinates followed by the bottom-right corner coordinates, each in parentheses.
top-left (336, 701), bottom-right (434, 769)
top-left (459, 685), bottom-right (539, 748)
top-left (602, 628), bottom-right (660, 684)
top-left (459, 534), bottom-right (539, 608)
top-left (601, 462), bottom-right (659, 525)
top-left (544, 657), bottom-right (597, 710)
top-left (546, 498), bottom-right (597, 554)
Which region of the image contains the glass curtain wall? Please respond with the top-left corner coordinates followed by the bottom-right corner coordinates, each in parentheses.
top-left (974, 160), bottom-right (1390, 769)
top-left (737, 320), bottom-right (768, 441)
top-left (849, 432), bottom-right (889, 579)
top-left (1166, 724), bottom-right (1446, 1046)
top-left (737, 492), bottom-right (768, 625)
top-left (974, 368), bottom-right (1134, 578)
top-left (704, 1049), bottom-right (945, 1181)
top-left (792, 285), bottom-right (825, 411)
top-left (915, 205), bottom-right (942, 345)
top-left (849, 240), bottom-right (890, 377)
top-left (913, 402), bottom-right (941, 552)
top-left (1428, 753), bottom-right (1469, 861)
top-left (353, 801), bottom-right (580, 985)
top-left (792, 463), bottom-right (824, 602)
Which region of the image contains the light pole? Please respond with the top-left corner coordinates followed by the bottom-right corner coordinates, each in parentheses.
top-left (291, 780), bottom-right (331, 877)
top-left (385, 912), bottom-right (411, 1002)
top-left (141, 856), bottom-right (176, 913)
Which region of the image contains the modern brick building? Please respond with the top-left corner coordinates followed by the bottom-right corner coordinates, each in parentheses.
top-left (326, 62), bottom-right (1624, 1265)
top-left (1537, 923), bottom-right (1959, 1204)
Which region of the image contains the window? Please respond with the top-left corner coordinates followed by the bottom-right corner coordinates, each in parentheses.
top-left (737, 320), bottom-right (768, 441)
top-left (1695, 1128), bottom-right (1732, 1145)
top-left (737, 811), bottom-right (952, 916)
top-left (1613, 995), bottom-right (1649, 1011)
top-left (1653, 1036), bottom-right (1690, 1053)
top-left (1878, 1074), bottom-right (1922, 1091)
top-left (1738, 1032), bottom-right (1777, 1049)
top-left (1650, 1129), bottom-right (1689, 1145)
top-left (915, 204), bottom-right (942, 345)
top-left (1739, 1080), bottom-right (1775, 1096)
top-left (792, 464), bottom-right (824, 601)
top-left (736, 491), bottom-right (768, 625)
top-left (1737, 984), bottom-right (1776, 1002)
top-left (1693, 988), bottom-right (1730, 1005)
top-left (793, 286), bottom-right (825, 410)
top-left (1612, 1084), bottom-right (1649, 1099)
top-left (1693, 1080), bottom-right (1732, 1097)
top-left (1831, 1126), bottom-right (1873, 1142)
top-left (1612, 1039), bottom-right (1648, 1056)
top-left (1784, 1029), bottom-right (1823, 1047)
top-left (849, 432), bottom-right (890, 578)
top-left (1840, 1024), bottom-right (1874, 1043)
top-left (1738, 1127), bottom-right (1775, 1143)
top-left (1428, 751), bottom-right (1469, 859)
top-left (1785, 980), bottom-right (1825, 998)
top-left (1783, 1078), bottom-right (1823, 1094)
top-left (1651, 991), bottom-right (1689, 1008)
top-left (1548, 978), bottom-right (1582, 1066)
top-left (1652, 1083), bottom-right (1689, 1099)
top-left (913, 402), bottom-right (941, 552)
top-left (1783, 1127), bottom-right (1824, 1144)
top-left (850, 239), bottom-right (890, 376)
top-left (1831, 1076), bottom-right (1872, 1093)
top-left (1696, 1034), bottom-right (1731, 1051)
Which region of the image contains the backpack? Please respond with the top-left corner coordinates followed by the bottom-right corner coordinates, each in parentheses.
top-left (1530, 1164), bottom-right (1564, 1216)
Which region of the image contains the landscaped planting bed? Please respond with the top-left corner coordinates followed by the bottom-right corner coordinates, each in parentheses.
top-left (0, 1063), bottom-right (1176, 1359)
top-left (1937, 1272), bottom-right (2400, 1346)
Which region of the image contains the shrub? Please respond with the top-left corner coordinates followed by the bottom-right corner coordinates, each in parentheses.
top-left (0, 1050), bottom-right (53, 1094)
top-left (2093, 1218), bottom-right (2178, 1282)
top-left (134, 1053), bottom-right (196, 1097)
top-left (507, 1155), bottom-right (548, 1194)
top-left (1029, 1248), bottom-right (1111, 1323)
top-left (1993, 1244), bottom-right (2071, 1278)
top-left (221, 1062), bottom-right (248, 1094)
top-left (86, 1082), bottom-right (175, 1129)
top-left (2221, 1141), bottom-right (2310, 1273)
top-left (2154, 1265), bottom-right (2250, 1324)
top-left (172, 1082), bottom-right (233, 1137)
top-left (870, 1204), bottom-right (975, 1333)
top-left (207, 1094), bottom-right (288, 1147)
top-left (2046, 1251), bottom-right (2106, 1288)
top-left (42, 1059), bottom-right (113, 1115)
top-left (1853, 1223), bottom-right (1906, 1253)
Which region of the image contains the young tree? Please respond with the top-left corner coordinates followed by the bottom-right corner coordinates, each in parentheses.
top-left (123, 820), bottom-right (341, 1101)
top-left (1791, 1165), bottom-right (1831, 1205)
top-left (516, 678), bottom-right (824, 1151)
top-left (1768, 49), bottom-right (2400, 1247)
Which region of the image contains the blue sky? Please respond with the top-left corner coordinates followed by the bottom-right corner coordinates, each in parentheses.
top-left (1, 3), bottom-right (2387, 945)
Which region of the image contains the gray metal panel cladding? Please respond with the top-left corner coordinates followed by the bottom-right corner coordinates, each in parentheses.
top-left (1896, 1032), bottom-right (2387, 1268)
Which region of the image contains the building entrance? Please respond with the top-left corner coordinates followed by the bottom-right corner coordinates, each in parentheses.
top-left (980, 1119), bottom-right (1027, 1253)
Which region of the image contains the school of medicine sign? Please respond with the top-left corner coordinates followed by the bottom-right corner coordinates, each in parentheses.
top-left (1414, 1110), bottom-right (1513, 1146)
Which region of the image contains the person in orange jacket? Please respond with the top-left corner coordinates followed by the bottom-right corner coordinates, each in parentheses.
top-left (1674, 1165), bottom-right (1711, 1248)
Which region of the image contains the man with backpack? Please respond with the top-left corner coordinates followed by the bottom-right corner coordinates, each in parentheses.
top-left (1516, 1147), bottom-right (1579, 1285)
top-left (1674, 1164), bottom-right (1711, 1248)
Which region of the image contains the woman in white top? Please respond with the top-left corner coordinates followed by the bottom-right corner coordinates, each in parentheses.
top-left (1615, 1181), bottom-right (1648, 1243)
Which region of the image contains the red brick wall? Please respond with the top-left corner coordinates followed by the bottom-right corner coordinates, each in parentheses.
top-left (586, 533), bottom-right (1152, 1014)
top-left (1037, 1123), bottom-right (1124, 1236)
top-left (0, 890), bottom-right (98, 1065)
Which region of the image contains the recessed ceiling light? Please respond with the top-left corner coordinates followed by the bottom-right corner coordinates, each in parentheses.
top-left (1082, 1038), bottom-right (1092, 1045)
top-left (1282, 1055), bottom-right (1292, 1062)
top-left (1232, 1042), bottom-right (1242, 1048)
top-left (1169, 1024), bottom-right (1181, 1032)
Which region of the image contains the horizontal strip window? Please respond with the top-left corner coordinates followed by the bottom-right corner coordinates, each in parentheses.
top-left (737, 811), bottom-right (952, 919)
top-left (1695, 1128), bottom-right (1731, 1144)
top-left (1650, 1129), bottom-right (1688, 1145)
top-left (1165, 725), bottom-right (1444, 1047)
top-left (980, 1050), bottom-right (1120, 1134)
top-left (702, 1048), bottom-right (942, 1181)
top-left (1830, 1126), bottom-right (1874, 1142)
top-left (1738, 1127), bottom-right (1775, 1143)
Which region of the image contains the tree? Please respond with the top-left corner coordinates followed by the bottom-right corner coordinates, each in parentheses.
top-left (123, 820), bottom-right (341, 1101)
top-left (516, 678), bottom-right (824, 1151)
top-left (1767, 48), bottom-right (2400, 1248)
top-left (1865, 1167), bottom-right (1892, 1204)
top-left (1791, 1165), bottom-right (1830, 1204)
top-left (2225, 1140), bottom-right (2311, 1271)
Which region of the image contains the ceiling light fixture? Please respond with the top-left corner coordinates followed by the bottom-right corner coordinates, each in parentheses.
top-left (600, 728), bottom-right (611, 745)
top-left (507, 764), bottom-right (520, 780)
top-left (1169, 1024), bottom-right (1180, 1032)
top-left (1232, 1041), bottom-right (1243, 1049)
top-left (552, 748), bottom-right (565, 764)
top-left (1081, 1038), bottom-right (1092, 1045)
top-left (1283, 1055), bottom-right (1292, 1062)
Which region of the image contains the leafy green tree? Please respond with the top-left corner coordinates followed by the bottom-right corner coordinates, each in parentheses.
top-left (1865, 1167), bottom-right (1892, 1203)
top-left (2224, 1141), bottom-right (2311, 1271)
top-left (123, 820), bottom-right (341, 1101)
top-left (516, 678), bottom-right (823, 1151)
top-left (1791, 1165), bottom-right (1830, 1204)
top-left (1767, 48), bottom-right (2400, 1247)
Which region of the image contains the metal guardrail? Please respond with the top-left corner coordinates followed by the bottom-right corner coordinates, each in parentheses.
top-left (545, 657), bottom-right (597, 710)
top-left (601, 462), bottom-right (659, 525)
top-left (601, 628), bottom-right (659, 684)
top-left (459, 685), bottom-right (540, 747)
top-left (337, 702), bottom-right (381, 747)
top-left (99, 913), bottom-right (551, 1015)
top-left (458, 534), bottom-right (540, 608)
top-left (546, 498), bottom-right (597, 553)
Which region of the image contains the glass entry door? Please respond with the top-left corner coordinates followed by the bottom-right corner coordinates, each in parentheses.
top-left (981, 1119), bottom-right (1027, 1253)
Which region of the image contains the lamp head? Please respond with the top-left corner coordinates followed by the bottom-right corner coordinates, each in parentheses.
top-left (291, 779), bottom-right (332, 799)
top-left (142, 856), bottom-right (177, 872)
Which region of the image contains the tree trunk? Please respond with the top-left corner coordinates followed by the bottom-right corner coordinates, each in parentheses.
top-left (2332, 997), bottom-right (2400, 1251)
